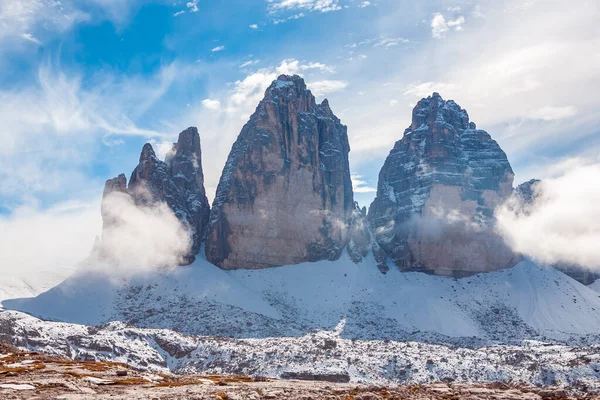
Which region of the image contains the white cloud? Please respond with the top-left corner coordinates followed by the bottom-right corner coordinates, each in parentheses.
top-left (240, 59), bottom-right (260, 68)
top-left (431, 13), bottom-right (449, 39)
top-left (0, 199), bottom-right (101, 280)
top-left (347, 54), bottom-right (367, 61)
top-left (374, 36), bottom-right (409, 47)
top-left (269, 0), bottom-right (342, 13)
top-left (308, 80), bottom-right (348, 96)
top-left (403, 82), bottom-right (458, 98)
top-left (230, 70), bottom-right (277, 106)
top-left (0, 62), bottom-right (178, 200)
top-left (496, 164), bottom-right (600, 270)
top-left (351, 174), bottom-right (376, 193)
top-left (300, 62), bottom-right (336, 73)
top-left (211, 45), bottom-right (225, 52)
top-left (358, 1), bottom-right (371, 8)
top-left (249, 24), bottom-right (259, 29)
top-left (273, 12), bottom-right (305, 24)
top-left (19, 33), bottom-right (41, 45)
top-left (202, 98), bottom-right (221, 110)
top-left (98, 192), bottom-right (191, 270)
top-left (0, 0), bottom-right (89, 46)
top-left (347, 35), bottom-right (409, 50)
top-left (389, 99), bottom-right (398, 106)
top-left (186, 0), bottom-right (199, 12)
top-left (431, 13), bottom-right (465, 39)
top-left (527, 106), bottom-right (578, 121)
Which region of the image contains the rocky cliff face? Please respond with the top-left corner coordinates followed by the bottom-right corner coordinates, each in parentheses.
top-left (368, 93), bottom-right (520, 276)
top-left (205, 75), bottom-right (353, 270)
top-left (102, 127), bottom-right (210, 258)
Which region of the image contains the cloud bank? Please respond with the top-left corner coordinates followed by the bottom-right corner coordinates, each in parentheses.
top-left (496, 164), bottom-right (600, 270)
top-left (97, 192), bottom-right (192, 272)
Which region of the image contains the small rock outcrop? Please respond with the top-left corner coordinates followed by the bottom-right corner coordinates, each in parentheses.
top-left (347, 202), bottom-right (370, 263)
top-left (102, 127), bottom-right (210, 258)
top-left (205, 75), bottom-right (354, 270)
top-left (368, 93), bottom-right (520, 276)
top-left (514, 179), bottom-right (541, 206)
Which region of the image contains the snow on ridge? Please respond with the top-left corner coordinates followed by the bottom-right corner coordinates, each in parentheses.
top-left (4, 254), bottom-right (600, 344)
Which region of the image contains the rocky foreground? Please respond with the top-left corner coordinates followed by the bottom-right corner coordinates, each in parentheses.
top-left (0, 343), bottom-right (593, 400)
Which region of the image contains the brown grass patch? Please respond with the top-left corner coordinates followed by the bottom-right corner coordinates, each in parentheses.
top-left (202, 375), bottom-right (258, 383)
top-left (154, 380), bottom-right (204, 388)
top-left (112, 377), bottom-right (150, 385)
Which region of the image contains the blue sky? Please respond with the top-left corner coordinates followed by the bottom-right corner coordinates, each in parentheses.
top-left (0, 0), bottom-right (599, 274)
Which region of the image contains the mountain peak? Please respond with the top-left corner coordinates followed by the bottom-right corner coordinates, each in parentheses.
top-left (273, 74), bottom-right (306, 88)
top-left (410, 93), bottom-right (470, 132)
top-left (206, 74), bottom-right (352, 270)
top-left (139, 143), bottom-right (157, 162)
top-left (175, 127), bottom-right (201, 156)
top-left (369, 93), bottom-right (517, 276)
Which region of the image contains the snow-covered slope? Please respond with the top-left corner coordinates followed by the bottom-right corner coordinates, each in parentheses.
top-left (4, 254), bottom-right (600, 343)
top-left (0, 267), bottom-right (76, 304)
top-left (589, 279), bottom-right (600, 293)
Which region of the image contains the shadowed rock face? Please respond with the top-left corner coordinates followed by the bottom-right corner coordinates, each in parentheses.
top-left (205, 74), bottom-right (353, 270)
top-left (368, 93), bottom-right (520, 277)
top-left (102, 127), bottom-right (210, 257)
top-left (347, 202), bottom-right (370, 263)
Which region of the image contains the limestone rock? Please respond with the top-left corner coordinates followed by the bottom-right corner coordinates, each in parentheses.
top-left (101, 127), bottom-right (210, 258)
top-left (346, 202), bottom-right (371, 263)
top-left (514, 179), bottom-right (541, 206)
top-left (205, 75), bottom-right (353, 270)
top-left (368, 93), bottom-right (520, 277)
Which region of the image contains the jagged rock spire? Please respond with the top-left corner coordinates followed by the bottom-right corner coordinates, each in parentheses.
top-left (205, 74), bottom-right (354, 270)
top-left (101, 127), bottom-right (210, 260)
top-left (368, 93), bottom-right (519, 276)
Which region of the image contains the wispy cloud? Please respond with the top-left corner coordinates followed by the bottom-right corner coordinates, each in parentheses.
top-left (308, 80), bottom-right (348, 96)
top-left (351, 174), bottom-right (376, 193)
top-left (0, 0), bottom-right (89, 46)
top-left (0, 62), bottom-right (181, 201)
top-left (347, 35), bottom-right (409, 49)
top-left (202, 98), bottom-right (221, 110)
top-left (374, 36), bottom-right (409, 47)
top-left (211, 45), bottom-right (225, 52)
top-left (269, 0), bottom-right (342, 13)
top-left (273, 13), bottom-right (305, 24)
top-left (240, 59), bottom-right (260, 68)
top-left (403, 82), bottom-right (458, 98)
top-left (527, 106), bottom-right (578, 121)
top-left (187, 0), bottom-right (199, 12)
